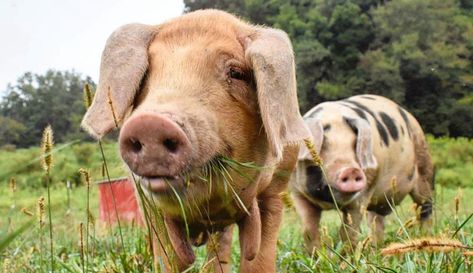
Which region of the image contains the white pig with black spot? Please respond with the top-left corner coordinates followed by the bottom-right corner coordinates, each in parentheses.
top-left (291, 94), bottom-right (434, 251)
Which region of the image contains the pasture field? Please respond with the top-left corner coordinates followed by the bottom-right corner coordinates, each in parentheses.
top-left (0, 137), bottom-right (472, 272)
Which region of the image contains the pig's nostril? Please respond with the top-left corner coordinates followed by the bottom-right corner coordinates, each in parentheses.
top-left (129, 138), bottom-right (143, 153)
top-left (342, 177), bottom-right (348, 182)
top-left (355, 176), bottom-right (363, 182)
top-left (163, 138), bottom-right (178, 153)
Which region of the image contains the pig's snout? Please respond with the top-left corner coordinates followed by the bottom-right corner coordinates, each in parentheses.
top-left (335, 167), bottom-right (366, 193)
top-left (119, 113), bottom-right (192, 177)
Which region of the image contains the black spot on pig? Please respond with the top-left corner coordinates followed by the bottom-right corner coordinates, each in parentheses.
top-left (398, 107), bottom-right (412, 138)
top-left (306, 165), bottom-right (333, 203)
top-left (343, 117), bottom-right (358, 134)
top-left (407, 166), bottom-right (416, 181)
top-left (367, 204), bottom-right (393, 216)
top-left (349, 106), bottom-right (369, 120)
top-left (360, 96), bottom-right (376, 100)
top-left (344, 100), bottom-right (390, 146)
top-left (379, 112), bottom-right (399, 141)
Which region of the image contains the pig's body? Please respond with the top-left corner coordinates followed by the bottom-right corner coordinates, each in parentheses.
top-left (81, 10), bottom-right (310, 273)
top-left (292, 95), bottom-right (434, 250)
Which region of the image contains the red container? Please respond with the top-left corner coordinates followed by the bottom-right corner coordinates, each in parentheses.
top-left (97, 177), bottom-right (143, 226)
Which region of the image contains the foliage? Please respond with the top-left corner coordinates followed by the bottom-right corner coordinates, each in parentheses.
top-left (0, 182), bottom-right (472, 272)
top-left (0, 70), bottom-right (95, 147)
top-left (1, 136), bottom-right (470, 189)
top-left (428, 135), bottom-right (473, 188)
top-left (0, 141), bottom-right (126, 189)
top-left (185, 0), bottom-right (473, 137)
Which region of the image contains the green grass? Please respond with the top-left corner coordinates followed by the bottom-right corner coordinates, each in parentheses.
top-left (0, 136), bottom-right (472, 272)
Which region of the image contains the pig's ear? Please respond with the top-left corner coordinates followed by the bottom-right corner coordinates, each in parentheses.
top-left (298, 117), bottom-right (324, 161)
top-left (245, 27), bottom-right (311, 161)
top-left (344, 118), bottom-right (378, 171)
top-left (81, 24), bottom-right (157, 139)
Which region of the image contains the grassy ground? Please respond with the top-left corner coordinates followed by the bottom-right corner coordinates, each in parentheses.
top-left (0, 137), bottom-right (472, 272)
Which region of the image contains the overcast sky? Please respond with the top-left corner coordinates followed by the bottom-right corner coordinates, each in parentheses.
top-left (0, 0), bottom-right (185, 92)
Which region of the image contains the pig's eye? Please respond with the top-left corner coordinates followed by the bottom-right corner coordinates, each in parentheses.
top-left (228, 67), bottom-right (246, 81)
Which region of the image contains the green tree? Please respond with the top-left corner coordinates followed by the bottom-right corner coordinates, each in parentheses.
top-left (0, 70), bottom-right (95, 147)
top-left (185, 0), bottom-right (473, 137)
top-left (367, 0), bottom-right (473, 136)
top-left (0, 116), bottom-right (26, 146)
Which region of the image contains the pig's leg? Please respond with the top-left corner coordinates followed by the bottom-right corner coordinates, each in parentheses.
top-left (208, 225), bottom-right (234, 273)
top-left (367, 211), bottom-right (385, 246)
top-left (150, 218), bottom-right (191, 272)
top-left (292, 193), bottom-right (322, 252)
top-left (410, 177), bottom-right (434, 224)
top-left (239, 194), bottom-right (283, 273)
top-left (340, 207), bottom-right (363, 251)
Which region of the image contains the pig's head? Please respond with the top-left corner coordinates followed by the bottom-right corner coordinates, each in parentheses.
top-left (81, 10), bottom-right (309, 218)
top-left (298, 106), bottom-right (378, 206)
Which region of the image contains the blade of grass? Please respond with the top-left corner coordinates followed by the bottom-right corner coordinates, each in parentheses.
top-left (0, 220), bottom-right (32, 252)
top-left (452, 212), bottom-right (473, 238)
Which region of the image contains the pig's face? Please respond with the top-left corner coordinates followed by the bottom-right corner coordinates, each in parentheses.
top-left (299, 110), bottom-right (376, 206)
top-left (81, 10), bottom-right (311, 219)
top-left (118, 19), bottom-right (265, 210)
top-left (317, 119), bottom-right (366, 204)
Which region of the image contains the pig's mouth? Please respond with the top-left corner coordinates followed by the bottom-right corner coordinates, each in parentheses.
top-left (136, 155), bottom-right (226, 194)
top-left (139, 175), bottom-right (183, 193)
top-left (313, 183), bottom-right (364, 207)
top-left (334, 190), bottom-right (363, 206)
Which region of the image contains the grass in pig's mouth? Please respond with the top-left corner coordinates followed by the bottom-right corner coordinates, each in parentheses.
top-left (138, 156), bottom-right (261, 201)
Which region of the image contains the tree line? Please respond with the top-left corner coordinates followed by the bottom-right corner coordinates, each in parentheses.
top-left (0, 0), bottom-right (471, 148)
top-left (186, 0), bottom-right (473, 137)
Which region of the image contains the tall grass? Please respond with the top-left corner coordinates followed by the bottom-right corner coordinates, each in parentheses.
top-left (0, 131), bottom-right (472, 272)
top-left (40, 125), bottom-right (55, 272)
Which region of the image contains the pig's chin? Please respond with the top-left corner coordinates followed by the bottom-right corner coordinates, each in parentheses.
top-left (332, 190), bottom-right (363, 206)
top-left (139, 175), bottom-right (183, 193)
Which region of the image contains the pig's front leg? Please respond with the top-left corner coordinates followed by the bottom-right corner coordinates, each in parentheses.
top-left (239, 194), bottom-right (284, 273)
top-left (207, 225), bottom-right (234, 273)
top-left (292, 193), bottom-right (322, 253)
top-left (367, 211), bottom-right (385, 246)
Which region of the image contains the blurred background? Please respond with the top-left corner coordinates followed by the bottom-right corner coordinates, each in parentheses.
top-left (0, 0), bottom-right (472, 187)
top-left (0, 2), bottom-right (472, 272)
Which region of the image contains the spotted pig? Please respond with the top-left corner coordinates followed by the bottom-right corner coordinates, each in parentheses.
top-left (291, 94), bottom-right (434, 251)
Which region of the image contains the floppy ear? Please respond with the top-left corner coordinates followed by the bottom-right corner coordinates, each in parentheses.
top-left (81, 24), bottom-right (157, 139)
top-left (245, 27), bottom-right (311, 161)
top-left (298, 117), bottom-right (324, 161)
top-left (344, 117), bottom-right (378, 171)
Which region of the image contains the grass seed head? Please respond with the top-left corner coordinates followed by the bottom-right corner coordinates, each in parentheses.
top-left (21, 207), bottom-right (34, 217)
top-left (303, 138), bottom-right (323, 166)
top-left (3, 258), bottom-right (11, 272)
top-left (390, 176), bottom-right (398, 194)
top-left (9, 177), bottom-right (16, 192)
top-left (79, 168), bottom-right (91, 187)
top-left (40, 125), bottom-right (54, 174)
top-left (381, 237), bottom-right (466, 256)
top-left (280, 191), bottom-right (294, 208)
top-left (37, 196), bottom-right (45, 228)
top-left (78, 222), bottom-right (84, 260)
top-left (83, 83), bottom-right (94, 109)
top-left (88, 209), bottom-right (95, 226)
top-left (107, 86), bottom-right (119, 128)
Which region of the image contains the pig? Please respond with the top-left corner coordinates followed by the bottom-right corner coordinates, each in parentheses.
top-left (291, 94), bottom-right (434, 251)
top-left (81, 9), bottom-right (310, 273)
